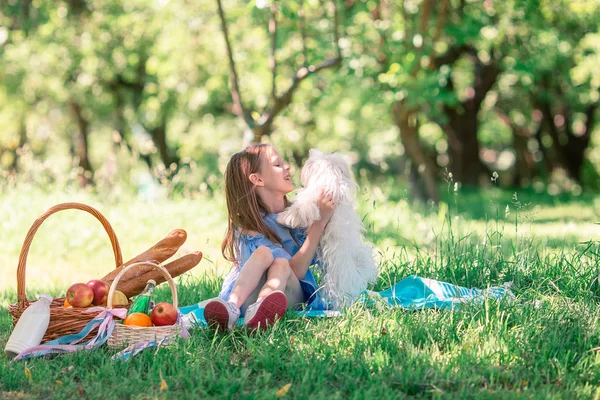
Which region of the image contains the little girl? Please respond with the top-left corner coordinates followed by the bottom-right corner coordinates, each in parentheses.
top-left (203, 144), bottom-right (335, 330)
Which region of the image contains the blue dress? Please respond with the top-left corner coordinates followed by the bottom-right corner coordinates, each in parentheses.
top-left (218, 213), bottom-right (322, 308)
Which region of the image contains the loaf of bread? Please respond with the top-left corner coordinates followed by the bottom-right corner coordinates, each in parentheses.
top-left (116, 251), bottom-right (203, 297)
top-left (102, 229), bottom-right (187, 285)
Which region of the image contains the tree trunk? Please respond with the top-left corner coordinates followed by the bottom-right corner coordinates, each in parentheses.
top-left (512, 126), bottom-right (537, 185)
top-left (496, 109), bottom-right (538, 185)
top-left (392, 100), bottom-right (439, 202)
top-left (149, 120), bottom-right (179, 169)
top-left (562, 136), bottom-right (589, 182)
top-left (443, 60), bottom-right (499, 185)
top-left (445, 105), bottom-right (489, 185)
top-left (69, 100), bottom-right (93, 185)
top-left (562, 104), bottom-right (596, 182)
top-left (540, 101), bottom-right (596, 183)
top-left (252, 123), bottom-right (273, 144)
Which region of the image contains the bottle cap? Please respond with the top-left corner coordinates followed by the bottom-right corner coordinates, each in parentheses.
top-left (148, 279), bottom-right (157, 286)
top-left (39, 294), bottom-right (53, 302)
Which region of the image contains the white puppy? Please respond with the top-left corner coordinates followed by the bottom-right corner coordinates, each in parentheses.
top-left (277, 149), bottom-right (378, 309)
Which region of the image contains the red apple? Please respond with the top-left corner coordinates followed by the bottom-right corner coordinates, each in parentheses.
top-left (151, 302), bottom-right (178, 326)
top-left (87, 279), bottom-right (110, 305)
top-left (66, 283), bottom-right (94, 308)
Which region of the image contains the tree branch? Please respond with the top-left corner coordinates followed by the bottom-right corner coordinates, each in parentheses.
top-left (269, 2), bottom-right (278, 100)
top-left (410, 0), bottom-right (432, 77)
top-left (373, 0), bottom-right (389, 67)
top-left (257, 0), bottom-right (342, 130)
top-left (215, 0), bottom-right (254, 128)
top-left (299, 0), bottom-right (308, 66)
top-left (418, 0), bottom-right (431, 35)
top-left (472, 59), bottom-right (501, 109)
top-left (258, 57), bottom-right (341, 128)
top-left (563, 106), bottom-right (573, 138)
top-left (583, 102), bottom-right (598, 139)
top-left (332, 0), bottom-right (342, 60)
top-left (432, 0), bottom-right (449, 44)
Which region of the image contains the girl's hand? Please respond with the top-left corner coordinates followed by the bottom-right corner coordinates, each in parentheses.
top-left (316, 189), bottom-right (336, 228)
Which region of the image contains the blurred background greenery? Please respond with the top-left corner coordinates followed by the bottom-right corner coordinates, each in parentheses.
top-left (1, 0), bottom-right (599, 202)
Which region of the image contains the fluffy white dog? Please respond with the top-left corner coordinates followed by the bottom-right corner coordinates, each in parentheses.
top-left (277, 149), bottom-right (378, 309)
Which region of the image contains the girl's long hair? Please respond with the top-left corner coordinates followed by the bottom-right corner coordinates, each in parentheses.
top-left (221, 144), bottom-right (284, 264)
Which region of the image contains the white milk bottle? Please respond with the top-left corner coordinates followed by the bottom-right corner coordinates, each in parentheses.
top-left (4, 294), bottom-right (52, 359)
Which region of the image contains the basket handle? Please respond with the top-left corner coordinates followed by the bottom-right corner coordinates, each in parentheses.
top-left (107, 261), bottom-right (178, 309)
top-left (17, 202), bottom-right (123, 305)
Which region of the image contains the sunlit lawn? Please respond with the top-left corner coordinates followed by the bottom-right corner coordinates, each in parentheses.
top-left (2, 182), bottom-right (600, 398)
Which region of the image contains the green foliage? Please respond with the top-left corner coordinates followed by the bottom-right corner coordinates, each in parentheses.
top-left (1, 0), bottom-right (599, 189)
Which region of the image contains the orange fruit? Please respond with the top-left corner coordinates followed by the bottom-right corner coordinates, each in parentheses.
top-left (123, 313), bottom-right (153, 327)
top-left (64, 299), bottom-right (71, 308)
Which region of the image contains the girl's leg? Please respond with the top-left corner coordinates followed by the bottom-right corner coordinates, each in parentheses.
top-left (257, 258), bottom-right (304, 308)
top-left (204, 246), bottom-right (273, 330)
top-left (228, 246), bottom-right (274, 308)
top-left (239, 273), bottom-right (266, 315)
top-left (241, 259), bottom-right (305, 312)
top-left (243, 258), bottom-right (305, 329)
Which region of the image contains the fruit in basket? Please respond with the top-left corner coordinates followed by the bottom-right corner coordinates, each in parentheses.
top-left (86, 279), bottom-right (110, 305)
top-left (123, 312), bottom-right (153, 327)
top-left (66, 283), bottom-right (94, 308)
top-left (151, 302), bottom-right (178, 326)
top-left (111, 290), bottom-right (129, 306)
top-left (64, 298), bottom-right (71, 308)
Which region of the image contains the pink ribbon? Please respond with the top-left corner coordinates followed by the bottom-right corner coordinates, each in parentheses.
top-left (85, 306), bottom-right (128, 317)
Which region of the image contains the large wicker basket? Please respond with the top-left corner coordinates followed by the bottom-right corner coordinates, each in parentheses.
top-left (8, 202), bottom-right (126, 342)
top-left (107, 261), bottom-right (181, 349)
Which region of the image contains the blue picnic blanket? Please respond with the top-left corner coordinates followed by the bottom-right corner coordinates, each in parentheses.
top-left (179, 275), bottom-right (513, 327)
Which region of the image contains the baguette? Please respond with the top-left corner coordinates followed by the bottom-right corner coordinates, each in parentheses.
top-left (102, 229), bottom-right (187, 285)
top-left (117, 251), bottom-right (203, 298)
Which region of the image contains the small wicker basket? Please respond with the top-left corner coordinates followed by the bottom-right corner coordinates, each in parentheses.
top-left (107, 261), bottom-right (181, 349)
top-left (8, 202), bottom-right (127, 342)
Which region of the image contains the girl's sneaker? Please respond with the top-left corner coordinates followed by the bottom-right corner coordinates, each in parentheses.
top-left (243, 290), bottom-right (288, 330)
top-left (203, 298), bottom-right (240, 331)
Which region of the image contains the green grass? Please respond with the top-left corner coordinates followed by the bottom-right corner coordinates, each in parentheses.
top-left (2, 183), bottom-right (600, 399)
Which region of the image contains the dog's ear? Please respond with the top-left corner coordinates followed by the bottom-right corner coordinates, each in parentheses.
top-left (329, 153), bottom-right (352, 179)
